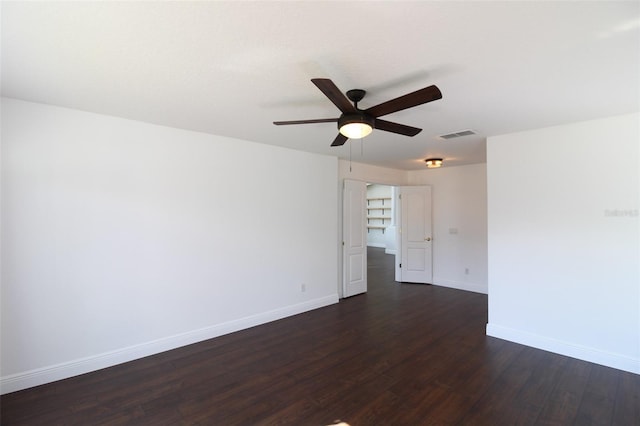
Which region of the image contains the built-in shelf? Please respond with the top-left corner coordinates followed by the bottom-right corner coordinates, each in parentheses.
top-left (366, 197), bottom-right (392, 233)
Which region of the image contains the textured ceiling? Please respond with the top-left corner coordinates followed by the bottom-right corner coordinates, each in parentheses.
top-left (2, 1), bottom-right (639, 170)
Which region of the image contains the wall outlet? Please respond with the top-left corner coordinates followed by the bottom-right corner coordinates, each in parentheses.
top-left (301, 283), bottom-right (306, 292)
top-left (465, 268), bottom-right (469, 275)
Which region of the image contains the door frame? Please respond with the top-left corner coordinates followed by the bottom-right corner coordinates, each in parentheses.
top-left (339, 180), bottom-right (433, 298)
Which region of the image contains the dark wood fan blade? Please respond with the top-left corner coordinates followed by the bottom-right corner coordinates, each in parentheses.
top-left (311, 79), bottom-right (356, 114)
top-left (374, 119), bottom-right (422, 136)
top-left (331, 133), bottom-right (348, 147)
top-left (273, 118), bottom-right (338, 125)
top-left (365, 85), bottom-right (442, 117)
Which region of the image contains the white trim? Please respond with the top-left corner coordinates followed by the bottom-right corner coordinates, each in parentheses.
top-left (0, 295), bottom-right (339, 395)
top-left (486, 323), bottom-right (640, 375)
top-left (367, 243), bottom-right (386, 248)
top-left (433, 278), bottom-right (487, 294)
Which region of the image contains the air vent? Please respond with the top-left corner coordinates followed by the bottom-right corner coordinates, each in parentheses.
top-left (439, 129), bottom-right (476, 140)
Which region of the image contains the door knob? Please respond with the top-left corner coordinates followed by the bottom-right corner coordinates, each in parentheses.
top-left (426, 237), bottom-right (431, 241)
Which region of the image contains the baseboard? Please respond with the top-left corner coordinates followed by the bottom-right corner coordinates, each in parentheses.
top-left (486, 323), bottom-right (640, 375)
top-left (0, 294), bottom-right (339, 395)
top-left (433, 278), bottom-right (487, 294)
top-left (367, 243), bottom-right (386, 248)
top-left (384, 249), bottom-right (397, 255)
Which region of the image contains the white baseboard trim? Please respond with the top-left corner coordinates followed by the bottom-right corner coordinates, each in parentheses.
top-left (486, 323), bottom-right (640, 375)
top-left (0, 294), bottom-right (339, 395)
top-left (384, 249), bottom-right (397, 255)
top-left (433, 278), bottom-right (488, 294)
top-left (367, 243), bottom-right (386, 248)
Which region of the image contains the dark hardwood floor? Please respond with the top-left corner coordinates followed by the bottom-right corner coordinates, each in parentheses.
top-left (2, 247), bottom-right (639, 425)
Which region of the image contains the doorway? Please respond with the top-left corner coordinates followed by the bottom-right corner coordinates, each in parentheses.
top-left (342, 180), bottom-right (433, 298)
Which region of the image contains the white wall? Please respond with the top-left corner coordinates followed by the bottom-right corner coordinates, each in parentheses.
top-left (1, 98), bottom-right (339, 393)
top-left (338, 160), bottom-right (408, 187)
top-left (486, 113), bottom-right (639, 374)
top-left (408, 164), bottom-right (488, 294)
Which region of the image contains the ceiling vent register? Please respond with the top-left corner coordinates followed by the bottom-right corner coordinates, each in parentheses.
top-left (439, 130), bottom-right (476, 139)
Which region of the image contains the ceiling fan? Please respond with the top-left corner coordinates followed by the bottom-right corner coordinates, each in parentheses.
top-left (274, 78), bottom-right (442, 146)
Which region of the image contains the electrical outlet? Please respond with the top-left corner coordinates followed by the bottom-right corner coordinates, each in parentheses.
top-left (465, 268), bottom-right (469, 275)
top-left (301, 283), bottom-right (306, 292)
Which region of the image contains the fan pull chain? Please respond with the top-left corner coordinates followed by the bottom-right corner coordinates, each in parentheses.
top-left (349, 140), bottom-right (352, 172)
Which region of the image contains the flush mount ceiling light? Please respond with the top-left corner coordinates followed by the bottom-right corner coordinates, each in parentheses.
top-left (425, 158), bottom-right (443, 168)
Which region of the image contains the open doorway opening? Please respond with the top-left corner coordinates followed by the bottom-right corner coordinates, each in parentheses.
top-left (342, 179), bottom-right (433, 298)
top-left (365, 183), bottom-right (398, 279)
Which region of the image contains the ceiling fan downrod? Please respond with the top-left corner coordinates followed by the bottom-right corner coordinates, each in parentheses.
top-left (346, 89), bottom-right (366, 109)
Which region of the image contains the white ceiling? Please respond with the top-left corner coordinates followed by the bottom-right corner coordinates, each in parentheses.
top-left (2, 1), bottom-right (639, 170)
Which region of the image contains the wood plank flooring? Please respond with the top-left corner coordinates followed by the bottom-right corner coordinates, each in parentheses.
top-left (2, 247), bottom-right (639, 425)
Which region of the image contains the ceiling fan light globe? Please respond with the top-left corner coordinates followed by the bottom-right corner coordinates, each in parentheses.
top-left (339, 122), bottom-right (373, 139)
top-left (338, 113), bottom-right (375, 139)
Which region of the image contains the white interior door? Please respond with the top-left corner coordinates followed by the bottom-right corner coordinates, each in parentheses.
top-left (399, 186), bottom-right (433, 284)
top-left (343, 179), bottom-right (367, 297)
